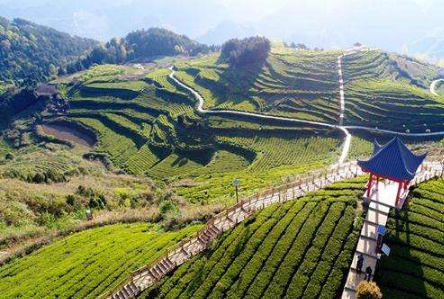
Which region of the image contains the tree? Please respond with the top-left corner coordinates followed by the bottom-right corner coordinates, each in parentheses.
top-left (0, 17), bottom-right (97, 86)
top-left (66, 27), bottom-right (208, 73)
top-left (221, 36), bottom-right (271, 67)
top-left (356, 281), bottom-right (383, 299)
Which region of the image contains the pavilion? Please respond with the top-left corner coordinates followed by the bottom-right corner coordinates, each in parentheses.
top-left (358, 137), bottom-right (426, 209)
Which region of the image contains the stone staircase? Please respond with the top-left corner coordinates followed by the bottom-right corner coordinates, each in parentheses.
top-left (341, 161), bottom-right (442, 299)
top-left (99, 162), bottom-right (368, 299)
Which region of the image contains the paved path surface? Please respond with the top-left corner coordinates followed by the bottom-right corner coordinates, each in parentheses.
top-left (169, 49), bottom-right (444, 166)
top-left (104, 162), bottom-right (365, 299)
top-left (341, 161), bottom-right (443, 299)
top-left (430, 78), bottom-right (444, 96)
top-left (103, 49), bottom-right (444, 299)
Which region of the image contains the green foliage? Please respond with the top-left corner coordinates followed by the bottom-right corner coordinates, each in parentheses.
top-left (70, 28), bottom-right (210, 73)
top-left (221, 36), bottom-right (271, 66)
top-left (377, 178), bottom-right (444, 298)
top-left (174, 49), bottom-right (341, 123)
top-left (141, 180), bottom-right (363, 299)
top-left (343, 50), bottom-right (444, 132)
top-left (64, 64), bottom-right (342, 205)
top-left (0, 223), bottom-right (202, 299)
top-left (0, 17), bottom-right (96, 86)
top-left (0, 144), bottom-right (92, 183)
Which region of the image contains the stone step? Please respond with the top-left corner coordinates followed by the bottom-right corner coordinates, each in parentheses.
top-left (369, 204), bottom-right (390, 216)
top-left (356, 237), bottom-right (377, 257)
top-left (365, 209), bottom-right (388, 226)
top-left (360, 221), bottom-right (378, 240)
top-left (341, 287), bottom-right (356, 299)
top-left (350, 252), bottom-right (377, 273)
top-left (128, 281), bottom-right (138, 294)
top-left (369, 200), bottom-right (392, 213)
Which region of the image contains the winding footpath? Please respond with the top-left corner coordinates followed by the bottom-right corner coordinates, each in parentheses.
top-left (430, 78), bottom-right (444, 96)
top-left (170, 48), bottom-right (444, 165)
top-left (103, 50), bottom-right (444, 299)
top-left (169, 67), bottom-right (352, 165)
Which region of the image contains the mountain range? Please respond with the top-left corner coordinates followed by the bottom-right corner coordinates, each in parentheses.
top-left (1, 0), bottom-right (444, 63)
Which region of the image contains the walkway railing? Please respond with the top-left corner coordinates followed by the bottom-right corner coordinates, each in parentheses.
top-left (341, 160), bottom-right (443, 299)
top-left (98, 161), bottom-right (364, 299)
top-left (99, 160), bottom-right (443, 299)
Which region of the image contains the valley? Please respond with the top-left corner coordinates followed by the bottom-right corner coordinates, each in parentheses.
top-left (1, 17), bottom-right (444, 299)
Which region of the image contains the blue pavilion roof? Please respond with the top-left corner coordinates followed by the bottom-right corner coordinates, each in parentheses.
top-left (358, 137), bottom-right (426, 181)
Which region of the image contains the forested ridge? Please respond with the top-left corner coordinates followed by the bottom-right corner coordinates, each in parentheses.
top-left (0, 17), bottom-right (97, 87)
top-left (69, 28), bottom-right (213, 73)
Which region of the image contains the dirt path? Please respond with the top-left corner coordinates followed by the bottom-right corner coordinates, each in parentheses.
top-left (41, 124), bottom-right (96, 147)
top-left (430, 78), bottom-right (444, 96)
top-left (169, 48), bottom-right (444, 167)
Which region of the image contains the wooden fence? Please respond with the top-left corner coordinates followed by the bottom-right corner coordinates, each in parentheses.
top-left (99, 160), bottom-right (442, 299)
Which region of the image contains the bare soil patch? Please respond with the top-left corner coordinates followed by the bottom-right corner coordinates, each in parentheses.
top-left (41, 124), bottom-right (96, 147)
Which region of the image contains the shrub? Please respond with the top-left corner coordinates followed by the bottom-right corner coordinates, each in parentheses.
top-left (356, 281), bottom-right (383, 299)
top-left (160, 200), bottom-right (179, 216)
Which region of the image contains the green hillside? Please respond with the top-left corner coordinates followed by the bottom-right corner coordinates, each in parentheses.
top-left (58, 63), bottom-right (357, 205)
top-left (377, 178), bottom-right (444, 299)
top-left (70, 28), bottom-right (211, 74)
top-left (174, 48), bottom-right (341, 123)
top-left (0, 223), bottom-right (202, 299)
top-left (171, 48), bottom-right (444, 133)
top-left (342, 50), bottom-right (444, 133)
top-left (139, 178), bottom-right (365, 299)
top-left (0, 16), bottom-right (97, 86)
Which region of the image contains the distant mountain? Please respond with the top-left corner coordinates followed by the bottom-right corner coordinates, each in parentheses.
top-left (0, 16), bottom-right (97, 86)
top-left (69, 28), bottom-right (211, 73)
top-left (0, 0), bottom-right (230, 42)
top-left (3, 0), bottom-right (444, 62)
top-left (404, 28), bottom-right (444, 66)
top-left (197, 21), bottom-right (257, 45)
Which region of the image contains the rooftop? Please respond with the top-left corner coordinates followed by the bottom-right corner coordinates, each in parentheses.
top-left (358, 137), bottom-right (426, 181)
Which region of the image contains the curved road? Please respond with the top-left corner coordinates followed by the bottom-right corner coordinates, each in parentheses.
top-left (169, 62), bottom-right (444, 165)
top-left (430, 78), bottom-right (444, 96)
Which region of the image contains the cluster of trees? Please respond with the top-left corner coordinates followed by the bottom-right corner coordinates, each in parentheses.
top-left (283, 42), bottom-right (308, 49)
top-left (220, 36), bottom-right (271, 67)
top-left (0, 17), bottom-right (97, 87)
top-left (68, 28), bottom-right (214, 73)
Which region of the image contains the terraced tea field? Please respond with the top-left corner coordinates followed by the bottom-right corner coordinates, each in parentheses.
top-left (342, 50), bottom-right (444, 133)
top-left (0, 144), bottom-right (95, 183)
top-left (139, 178), bottom-right (365, 299)
top-left (0, 223), bottom-right (202, 299)
top-left (173, 49), bottom-right (341, 123)
top-left (377, 178), bottom-right (444, 299)
top-left (58, 63), bottom-right (346, 204)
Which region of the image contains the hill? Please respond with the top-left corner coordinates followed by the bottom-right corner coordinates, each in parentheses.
top-left (0, 223), bottom-right (202, 299)
top-left (172, 46), bottom-right (444, 133)
top-left (377, 178), bottom-right (444, 299)
top-left (139, 178), bottom-right (365, 299)
top-left (70, 28), bottom-right (212, 73)
top-left (0, 17), bottom-right (97, 87)
top-left (51, 62), bottom-right (361, 206)
top-left (342, 50), bottom-right (444, 133)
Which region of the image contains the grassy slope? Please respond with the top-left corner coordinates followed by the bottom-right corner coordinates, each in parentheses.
top-left (139, 178), bottom-right (366, 299)
top-left (343, 50), bottom-right (444, 132)
top-left (61, 63), bottom-right (347, 205)
top-left (377, 178), bottom-right (444, 299)
top-left (0, 223), bottom-right (202, 299)
top-left (174, 49), bottom-right (341, 123)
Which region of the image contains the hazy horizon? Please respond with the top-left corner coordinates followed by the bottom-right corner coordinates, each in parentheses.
top-left (1, 0), bottom-right (444, 62)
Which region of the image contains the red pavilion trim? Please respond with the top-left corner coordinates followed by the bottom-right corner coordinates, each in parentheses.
top-left (358, 137), bottom-right (426, 209)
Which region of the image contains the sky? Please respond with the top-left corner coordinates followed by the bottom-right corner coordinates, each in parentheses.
top-left (1, 0), bottom-right (444, 61)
